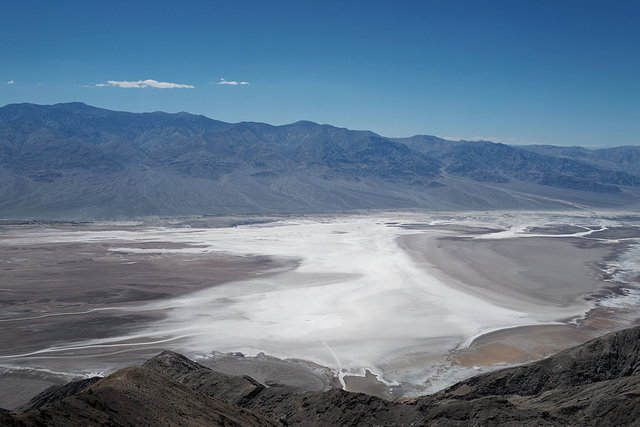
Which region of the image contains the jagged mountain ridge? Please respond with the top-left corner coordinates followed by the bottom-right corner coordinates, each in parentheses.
top-left (399, 136), bottom-right (640, 191)
top-left (520, 144), bottom-right (640, 175)
top-left (3, 326), bottom-right (640, 426)
top-left (1, 102), bottom-right (639, 219)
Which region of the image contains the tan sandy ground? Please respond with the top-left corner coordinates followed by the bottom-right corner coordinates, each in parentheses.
top-left (450, 324), bottom-right (594, 367)
top-left (450, 304), bottom-right (639, 369)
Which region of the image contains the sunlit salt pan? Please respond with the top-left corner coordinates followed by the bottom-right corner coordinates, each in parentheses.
top-left (87, 216), bottom-right (561, 388)
top-left (3, 211), bottom-right (638, 394)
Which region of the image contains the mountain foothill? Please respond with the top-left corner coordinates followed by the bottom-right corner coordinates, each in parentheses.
top-left (1, 102), bottom-right (639, 219)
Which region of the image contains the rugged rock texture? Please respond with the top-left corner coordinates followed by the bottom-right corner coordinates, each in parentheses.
top-left (3, 326), bottom-right (639, 426)
top-left (418, 325), bottom-right (640, 426)
top-left (401, 137), bottom-right (640, 191)
top-left (1, 102), bottom-right (639, 219)
top-left (2, 366), bottom-right (282, 427)
top-left (444, 324), bottom-right (640, 398)
top-left (14, 377), bottom-right (102, 413)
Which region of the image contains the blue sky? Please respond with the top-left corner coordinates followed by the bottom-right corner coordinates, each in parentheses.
top-left (1, 0), bottom-right (639, 147)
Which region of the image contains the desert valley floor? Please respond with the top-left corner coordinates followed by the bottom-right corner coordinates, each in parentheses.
top-left (1, 210), bottom-right (639, 409)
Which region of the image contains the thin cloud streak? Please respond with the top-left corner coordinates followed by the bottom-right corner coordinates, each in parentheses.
top-left (437, 135), bottom-right (527, 145)
top-left (96, 79), bottom-right (194, 89)
top-left (213, 78), bottom-right (250, 86)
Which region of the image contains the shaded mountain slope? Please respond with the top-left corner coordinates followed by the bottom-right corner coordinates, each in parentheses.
top-left (4, 326), bottom-right (639, 426)
top-left (400, 137), bottom-right (640, 191)
top-left (1, 102), bottom-right (639, 219)
top-left (521, 144), bottom-right (640, 175)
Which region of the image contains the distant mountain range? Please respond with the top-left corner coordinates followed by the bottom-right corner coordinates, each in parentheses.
top-left (1, 102), bottom-right (639, 219)
top-left (3, 326), bottom-right (640, 426)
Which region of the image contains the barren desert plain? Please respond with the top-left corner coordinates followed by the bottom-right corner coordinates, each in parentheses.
top-left (1, 210), bottom-right (640, 409)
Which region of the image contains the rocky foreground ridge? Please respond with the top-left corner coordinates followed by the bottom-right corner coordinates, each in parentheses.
top-left (2, 326), bottom-right (640, 426)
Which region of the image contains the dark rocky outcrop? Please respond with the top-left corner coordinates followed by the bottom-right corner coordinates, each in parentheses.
top-left (14, 377), bottom-right (102, 413)
top-left (3, 366), bottom-right (282, 427)
top-left (3, 326), bottom-right (639, 426)
top-left (443, 324), bottom-right (640, 398)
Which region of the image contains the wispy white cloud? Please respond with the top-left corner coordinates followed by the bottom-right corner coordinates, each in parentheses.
top-left (437, 135), bottom-right (464, 141)
top-left (96, 79), bottom-right (194, 89)
top-left (6, 80), bottom-right (14, 85)
top-left (212, 78), bottom-right (250, 86)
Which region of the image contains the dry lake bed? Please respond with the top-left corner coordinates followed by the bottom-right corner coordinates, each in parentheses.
top-left (1, 211), bottom-right (639, 408)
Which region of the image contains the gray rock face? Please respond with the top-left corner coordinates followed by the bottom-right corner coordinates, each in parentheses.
top-left (4, 326), bottom-right (639, 426)
top-left (444, 325), bottom-right (640, 398)
top-left (1, 102), bottom-right (640, 219)
top-left (14, 377), bottom-right (102, 413)
top-left (3, 366), bottom-right (283, 427)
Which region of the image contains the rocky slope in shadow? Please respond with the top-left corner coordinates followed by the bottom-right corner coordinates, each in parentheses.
top-left (2, 326), bottom-right (640, 426)
top-left (1, 366), bottom-right (282, 427)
